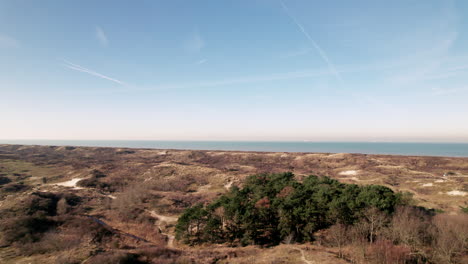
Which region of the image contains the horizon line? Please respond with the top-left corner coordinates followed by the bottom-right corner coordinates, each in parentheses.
top-left (1, 139), bottom-right (468, 144)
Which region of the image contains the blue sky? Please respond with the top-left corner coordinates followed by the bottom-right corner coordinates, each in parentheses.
top-left (1, 0), bottom-right (468, 142)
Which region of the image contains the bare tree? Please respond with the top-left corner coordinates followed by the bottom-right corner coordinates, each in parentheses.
top-left (430, 214), bottom-right (468, 264)
top-left (361, 207), bottom-right (388, 244)
top-left (328, 222), bottom-right (348, 258)
top-left (389, 206), bottom-right (430, 252)
top-left (348, 221), bottom-right (369, 263)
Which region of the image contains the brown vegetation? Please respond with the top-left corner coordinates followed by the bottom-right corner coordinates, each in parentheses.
top-left (322, 207), bottom-right (468, 264)
top-left (0, 144), bottom-right (467, 263)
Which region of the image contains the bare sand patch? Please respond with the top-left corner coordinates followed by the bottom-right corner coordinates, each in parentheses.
top-left (327, 153), bottom-right (348, 158)
top-left (447, 190), bottom-right (467, 196)
top-left (55, 178), bottom-right (84, 189)
top-left (339, 170), bottom-right (358, 176)
top-left (421, 183), bottom-right (433, 187)
top-left (224, 181), bottom-right (233, 190)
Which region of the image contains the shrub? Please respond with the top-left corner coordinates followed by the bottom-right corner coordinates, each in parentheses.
top-left (88, 252), bottom-right (147, 264)
top-left (136, 247), bottom-right (182, 262)
top-left (460, 206), bottom-right (468, 214)
top-left (1, 215), bottom-right (56, 245)
top-left (91, 169), bottom-right (107, 178)
top-left (24, 192), bottom-right (60, 216)
top-left (0, 176), bottom-right (11, 185)
top-left (18, 231), bottom-right (81, 255)
top-left (60, 216), bottom-right (113, 243)
top-left (77, 177), bottom-right (111, 191)
top-left (1, 182), bottom-right (28, 193)
top-left (367, 239), bottom-right (411, 264)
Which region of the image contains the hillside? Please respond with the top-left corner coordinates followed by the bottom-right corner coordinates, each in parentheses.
top-left (0, 144), bottom-right (467, 263)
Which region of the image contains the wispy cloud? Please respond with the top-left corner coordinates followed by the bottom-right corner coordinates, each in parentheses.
top-left (0, 33), bottom-right (19, 48)
top-left (184, 30), bottom-right (205, 52)
top-left (279, 0), bottom-right (342, 83)
top-left (196, 59), bottom-right (208, 65)
top-left (70, 67), bottom-right (334, 95)
top-left (72, 58), bottom-right (408, 95)
top-left (63, 59), bottom-right (128, 86)
top-left (95, 26), bottom-right (109, 47)
top-left (138, 68), bottom-right (332, 92)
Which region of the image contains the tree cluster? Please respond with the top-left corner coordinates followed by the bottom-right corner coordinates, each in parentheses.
top-left (175, 172), bottom-right (404, 246)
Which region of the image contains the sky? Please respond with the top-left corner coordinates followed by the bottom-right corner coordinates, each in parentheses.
top-left (1, 0), bottom-right (468, 142)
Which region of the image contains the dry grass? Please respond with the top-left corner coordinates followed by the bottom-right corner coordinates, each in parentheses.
top-left (1, 144), bottom-right (468, 263)
top-left (215, 244), bottom-right (349, 264)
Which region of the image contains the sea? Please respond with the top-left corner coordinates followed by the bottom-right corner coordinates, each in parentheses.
top-left (1, 140), bottom-right (468, 157)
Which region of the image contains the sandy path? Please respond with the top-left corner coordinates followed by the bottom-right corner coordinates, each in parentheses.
top-left (148, 210), bottom-right (178, 248)
top-left (53, 176), bottom-right (177, 247)
top-left (148, 211), bottom-right (178, 223)
top-left (165, 233), bottom-right (175, 248)
top-left (299, 248), bottom-right (314, 264)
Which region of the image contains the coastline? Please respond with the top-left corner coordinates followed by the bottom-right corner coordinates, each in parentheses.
top-left (1, 140), bottom-right (468, 158)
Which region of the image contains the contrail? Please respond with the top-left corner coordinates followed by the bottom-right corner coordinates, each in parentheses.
top-left (279, 0), bottom-right (343, 84)
top-left (62, 59), bottom-right (128, 86)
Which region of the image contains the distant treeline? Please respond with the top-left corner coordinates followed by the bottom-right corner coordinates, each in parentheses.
top-left (175, 172), bottom-right (409, 246)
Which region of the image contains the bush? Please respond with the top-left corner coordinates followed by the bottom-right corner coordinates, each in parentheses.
top-left (77, 177), bottom-right (114, 192)
top-left (151, 175), bottom-right (199, 192)
top-left (367, 239), bottom-right (411, 264)
top-left (1, 182), bottom-right (28, 193)
top-left (460, 206), bottom-right (468, 214)
top-left (24, 192), bottom-right (60, 216)
top-left (0, 176), bottom-right (11, 185)
top-left (18, 231), bottom-right (81, 255)
top-left (60, 216), bottom-right (113, 244)
top-left (88, 252), bottom-right (148, 264)
top-left (1, 215), bottom-right (56, 245)
top-left (136, 247), bottom-right (182, 262)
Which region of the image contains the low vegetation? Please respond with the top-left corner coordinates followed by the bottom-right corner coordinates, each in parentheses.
top-left (1, 145), bottom-right (467, 263)
top-left (176, 172), bottom-right (468, 263)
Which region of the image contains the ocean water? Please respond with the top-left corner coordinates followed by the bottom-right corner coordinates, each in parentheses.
top-left (1, 140), bottom-right (468, 157)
